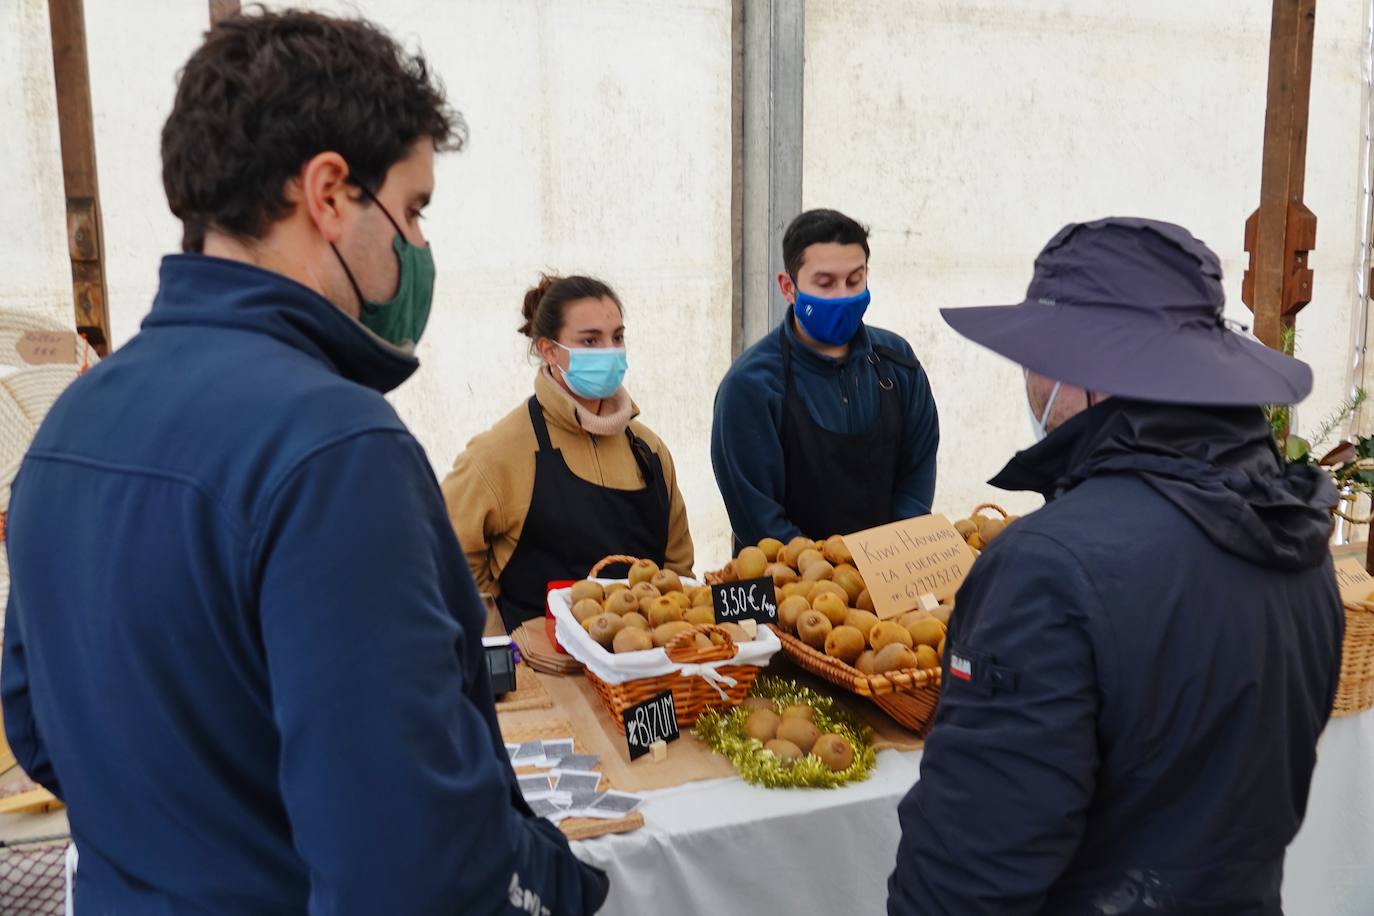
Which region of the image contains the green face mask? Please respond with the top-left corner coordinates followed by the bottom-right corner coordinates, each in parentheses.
top-left (332, 185), bottom-right (436, 349)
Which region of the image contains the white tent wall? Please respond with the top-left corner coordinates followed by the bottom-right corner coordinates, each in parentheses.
top-left (804, 0), bottom-right (1369, 517)
top-left (1, 0), bottom-right (78, 328)
top-left (4, 0), bottom-right (1370, 565)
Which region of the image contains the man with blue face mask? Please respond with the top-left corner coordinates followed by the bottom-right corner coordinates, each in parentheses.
top-left (711, 208), bottom-right (940, 547)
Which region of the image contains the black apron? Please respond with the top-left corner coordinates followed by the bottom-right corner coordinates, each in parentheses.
top-left (497, 397), bottom-right (671, 631)
top-left (778, 318), bottom-right (913, 541)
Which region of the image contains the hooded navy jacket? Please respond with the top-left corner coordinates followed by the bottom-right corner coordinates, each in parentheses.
top-left (1, 255), bottom-right (607, 915)
top-left (889, 399), bottom-right (1342, 915)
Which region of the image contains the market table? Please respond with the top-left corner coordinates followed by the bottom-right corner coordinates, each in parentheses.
top-left (570, 707), bottom-right (1374, 916)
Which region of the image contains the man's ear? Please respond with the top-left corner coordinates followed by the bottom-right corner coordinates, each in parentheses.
top-left (777, 271), bottom-right (797, 304)
top-left (298, 151), bottom-right (354, 243)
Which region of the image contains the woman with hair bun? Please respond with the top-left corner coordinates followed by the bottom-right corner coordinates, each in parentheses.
top-left (442, 273), bottom-right (694, 631)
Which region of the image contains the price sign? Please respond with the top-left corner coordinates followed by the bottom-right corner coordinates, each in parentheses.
top-left (624, 690), bottom-right (679, 761)
top-left (16, 331), bottom-right (77, 366)
top-left (845, 514), bottom-right (976, 620)
top-left (1335, 557), bottom-right (1374, 605)
top-left (711, 576), bottom-right (778, 625)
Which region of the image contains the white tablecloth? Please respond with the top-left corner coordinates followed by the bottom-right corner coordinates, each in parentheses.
top-left (573, 711), bottom-right (1374, 915)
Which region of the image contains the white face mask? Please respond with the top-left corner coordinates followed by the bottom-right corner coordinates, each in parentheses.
top-left (1025, 370), bottom-right (1062, 443)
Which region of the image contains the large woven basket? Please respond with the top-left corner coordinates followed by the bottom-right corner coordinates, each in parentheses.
top-left (1334, 598), bottom-right (1374, 718)
top-left (566, 557), bottom-right (771, 733)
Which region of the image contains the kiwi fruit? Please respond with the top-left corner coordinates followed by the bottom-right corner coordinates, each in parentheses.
top-left (825, 626), bottom-right (866, 664)
top-left (809, 580), bottom-right (848, 604)
top-left (870, 621), bottom-right (914, 652)
top-left (628, 558), bottom-right (659, 585)
top-left (832, 568), bottom-right (865, 604)
top-left (978, 517), bottom-right (1006, 543)
top-left (779, 537), bottom-right (815, 568)
top-left (684, 606), bottom-right (716, 626)
top-left (812, 733), bottom-right (855, 772)
top-left (764, 738), bottom-right (803, 764)
top-left (854, 650), bottom-right (878, 675)
top-left (937, 636), bottom-right (946, 659)
top-left (967, 532), bottom-right (986, 551)
top-left (776, 717), bottom-right (820, 754)
top-left (843, 609), bottom-right (881, 640)
top-left (796, 610), bottom-right (832, 649)
top-left (569, 579), bottom-right (605, 603)
top-left (822, 535), bottom-right (854, 566)
top-left (613, 627), bottom-right (653, 653)
top-left (620, 612), bottom-right (650, 631)
top-left (874, 643), bottom-right (919, 673)
top-left (930, 603), bottom-right (953, 626)
top-left (780, 704), bottom-right (814, 721)
top-left (778, 595), bottom-right (810, 630)
top-left (856, 588), bottom-right (876, 612)
top-left (898, 610), bottom-right (931, 629)
top-left (652, 621), bottom-right (694, 647)
top-left (604, 590), bottom-right (640, 616)
top-left (720, 622), bottom-right (753, 643)
top-left (638, 596), bottom-right (658, 617)
top-left (758, 538), bottom-right (784, 562)
top-left (811, 592), bottom-right (848, 627)
top-left (915, 644), bottom-right (940, 669)
top-left (630, 581), bottom-right (661, 601)
top-left (605, 582), bottom-right (630, 597)
top-left (801, 559), bottom-right (835, 583)
top-left (766, 563), bottom-right (800, 588)
top-left (651, 569), bottom-right (684, 594)
top-left (688, 586), bottom-right (714, 607)
top-left (647, 598), bottom-right (684, 627)
top-left (780, 582), bottom-right (810, 602)
top-left (692, 631), bottom-right (715, 650)
top-left (666, 591), bottom-right (693, 612)
top-left (905, 617), bottom-right (946, 649)
top-left (742, 696), bottom-right (775, 712)
top-left (586, 613), bottom-right (624, 648)
top-left (745, 709), bottom-right (781, 742)
top-left (572, 598), bottom-right (605, 624)
top-left (734, 546), bottom-right (769, 581)
top-left (796, 548), bottom-right (826, 573)
top-left (953, 518), bottom-right (978, 539)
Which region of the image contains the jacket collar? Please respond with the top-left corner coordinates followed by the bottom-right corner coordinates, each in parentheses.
top-left (782, 308), bottom-right (874, 373)
top-left (143, 254), bottom-right (418, 394)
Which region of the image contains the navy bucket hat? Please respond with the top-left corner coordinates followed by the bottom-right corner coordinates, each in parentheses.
top-left (941, 217), bottom-right (1313, 406)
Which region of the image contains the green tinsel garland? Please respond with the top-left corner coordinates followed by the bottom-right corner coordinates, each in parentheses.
top-left (693, 675), bottom-right (877, 788)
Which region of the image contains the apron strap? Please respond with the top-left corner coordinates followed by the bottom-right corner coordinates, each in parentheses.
top-left (625, 428), bottom-right (656, 486)
top-left (871, 344), bottom-right (921, 372)
top-left (526, 396), bottom-right (555, 452)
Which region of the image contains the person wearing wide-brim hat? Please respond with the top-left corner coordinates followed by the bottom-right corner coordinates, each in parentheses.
top-left (888, 217), bottom-right (1344, 915)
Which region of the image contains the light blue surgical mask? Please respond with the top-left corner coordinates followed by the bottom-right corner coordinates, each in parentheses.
top-left (1026, 369), bottom-right (1062, 443)
top-left (555, 343), bottom-right (627, 399)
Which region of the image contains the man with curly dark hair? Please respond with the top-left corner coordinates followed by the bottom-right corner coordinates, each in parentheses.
top-left (1, 9), bottom-right (608, 914)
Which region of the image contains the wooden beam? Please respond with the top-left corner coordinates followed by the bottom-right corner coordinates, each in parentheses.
top-left (209, 0), bottom-right (240, 26)
top-left (1243, 0), bottom-right (1319, 351)
top-left (0, 787), bottom-right (62, 816)
top-left (48, 0), bottom-right (111, 355)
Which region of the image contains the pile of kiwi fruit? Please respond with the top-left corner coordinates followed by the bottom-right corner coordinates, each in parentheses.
top-left (722, 535), bottom-right (949, 677)
top-left (567, 558), bottom-right (756, 654)
top-left (954, 509), bottom-right (1018, 551)
top-left (740, 697), bottom-right (856, 771)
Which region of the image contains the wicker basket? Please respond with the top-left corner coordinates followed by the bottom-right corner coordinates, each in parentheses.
top-left (560, 557), bottom-right (773, 733)
top-left (584, 624), bottom-right (765, 733)
top-left (1334, 598), bottom-right (1374, 718)
top-left (771, 626), bottom-right (942, 735)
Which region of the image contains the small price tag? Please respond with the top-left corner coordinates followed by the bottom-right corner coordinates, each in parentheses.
top-left (16, 331), bottom-right (77, 366)
top-left (1335, 557), bottom-right (1374, 605)
top-left (624, 690), bottom-right (679, 761)
top-left (711, 576), bottom-right (778, 625)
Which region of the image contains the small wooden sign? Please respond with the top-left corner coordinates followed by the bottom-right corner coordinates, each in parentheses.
top-left (1335, 557), bottom-right (1374, 605)
top-left (711, 576), bottom-right (778, 625)
top-left (16, 331), bottom-right (78, 366)
top-left (843, 514), bottom-right (976, 620)
top-left (624, 690), bottom-right (679, 761)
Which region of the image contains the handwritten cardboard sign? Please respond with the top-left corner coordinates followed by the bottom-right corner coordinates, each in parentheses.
top-left (623, 690), bottom-right (679, 761)
top-left (711, 576), bottom-right (778, 625)
top-left (843, 514), bottom-right (976, 620)
top-left (1335, 557), bottom-right (1374, 605)
top-left (16, 331), bottom-right (77, 366)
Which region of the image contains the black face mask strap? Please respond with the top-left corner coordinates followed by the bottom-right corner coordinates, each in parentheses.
top-left (356, 182), bottom-right (405, 237)
top-left (330, 181), bottom-right (403, 311)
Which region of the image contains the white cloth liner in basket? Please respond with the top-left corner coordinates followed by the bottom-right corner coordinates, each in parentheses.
top-left (549, 578), bottom-right (781, 687)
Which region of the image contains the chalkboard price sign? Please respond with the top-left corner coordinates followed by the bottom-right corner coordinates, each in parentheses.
top-left (711, 576), bottom-right (778, 625)
top-left (624, 690), bottom-right (679, 761)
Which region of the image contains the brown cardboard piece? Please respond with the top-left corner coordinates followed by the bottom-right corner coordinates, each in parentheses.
top-left (1335, 557), bottom-right (1374, 605)
top-left (843, 514), bottom-right (976, 619)
top-left (16, 331), bottom-right (78, 366)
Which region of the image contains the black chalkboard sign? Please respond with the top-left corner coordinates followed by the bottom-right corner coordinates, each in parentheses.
top-left (623, 690), bottom-right (680, 761)
top-left (711, 576), bottom-right (778, 625)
